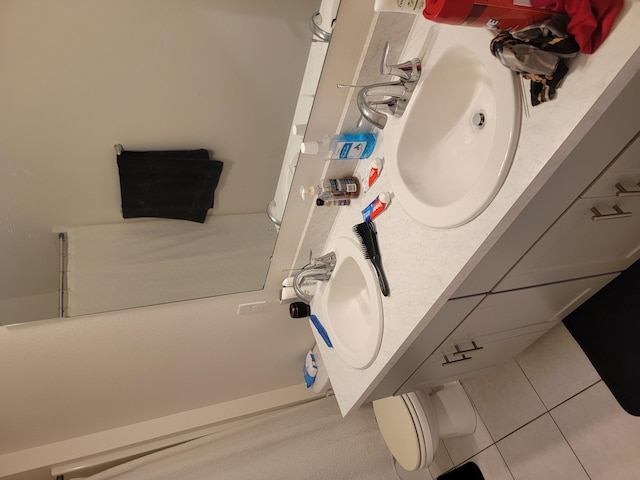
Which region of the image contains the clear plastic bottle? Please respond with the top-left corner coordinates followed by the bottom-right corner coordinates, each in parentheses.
top-left (300, 177), bottom-right (360, 200)
top-left (301, 133), bottom-right (377, 160)
top-left (316, 198), bottom-right (351, 207)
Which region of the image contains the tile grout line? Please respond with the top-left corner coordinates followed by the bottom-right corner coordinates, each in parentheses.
top-left (473, 362), bottom-right (548, 444)
top-left (546, 380), bottom-right (604, 480)
top-left (460, 381), bottom-right (498, 443)
top-left (515, 356), bottom-right (548, 410)
top-left (515, 355), bottom-right (601, 479)
top-left (451, 383), bottom-right (497, 469)
top-left (457, 362), bottom-right (599, 478)
top-left (449, 340), bottom-right (605, 479)
top-left (457, 360), bottom-right (547, 477)
top-left (548, 378), bottom-right (601, 411)
top-left (453, 441), bottom-right (517, 480)
top-left (456, 382), bottom-right (516, 479)
top-left (450, 377), bottom-right (604, 479)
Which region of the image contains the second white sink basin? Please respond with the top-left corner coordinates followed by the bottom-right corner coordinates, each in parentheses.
top-left (384, 24), bottom-right (521, 228)
top-left (312, 236), bottom-right (383, 369)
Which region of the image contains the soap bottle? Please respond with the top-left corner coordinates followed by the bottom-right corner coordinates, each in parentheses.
top-left (300, 177), bottom-right (360, 200)
top-left (301, 133), bottom-right (377, 160)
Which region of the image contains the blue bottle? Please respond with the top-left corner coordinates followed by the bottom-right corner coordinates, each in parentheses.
top-left (301, 133), bottom-right (377, 160)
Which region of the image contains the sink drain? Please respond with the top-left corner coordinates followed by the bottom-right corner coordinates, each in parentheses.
top-left (472, 110), bottom-right (487, 130)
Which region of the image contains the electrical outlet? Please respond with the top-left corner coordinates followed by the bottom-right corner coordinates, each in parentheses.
top-left (236, 301), bottom-right (266, 315)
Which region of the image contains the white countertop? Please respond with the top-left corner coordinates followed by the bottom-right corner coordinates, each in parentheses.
top-left (312, 4), bottom-right (640, 416)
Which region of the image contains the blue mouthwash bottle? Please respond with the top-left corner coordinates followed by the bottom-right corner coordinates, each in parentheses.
top-left (301, 133), bottom-right (376, 160)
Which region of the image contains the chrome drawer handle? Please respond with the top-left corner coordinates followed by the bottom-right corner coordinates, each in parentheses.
top-left (442, 353), bottom-right (472, 366)
top-left (590, 205), bottom-right (632, 221)
top-left (615, 182), bottom-right (640, 197)
top-left (452, 340), bottom-right (484, 356)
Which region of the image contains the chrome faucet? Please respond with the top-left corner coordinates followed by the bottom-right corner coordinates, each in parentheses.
top-left (340, 42), bottom-right (421, 130)
top-left (293, 251), bottom-right (337, 304)
top-left (309, 12), bottom-right (333, 42)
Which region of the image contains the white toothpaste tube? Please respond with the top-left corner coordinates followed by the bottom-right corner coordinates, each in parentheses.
top-left (360, 157), bottom-right (383, 193)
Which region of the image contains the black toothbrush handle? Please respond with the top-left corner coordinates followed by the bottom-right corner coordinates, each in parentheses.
top-left (367, 221), bottom-right (390, 297)
top-left (353, 220), bottom-right (391, 297)
top-left (371, 254), bottom-right (390, 297)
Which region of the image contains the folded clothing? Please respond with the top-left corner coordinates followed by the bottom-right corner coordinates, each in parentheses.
top-left (117, 148), bottom-right (223, 223)
top-left (531, 0), bottom-right (624, 53)
top-left (490, 16), bottom-right (579, 106)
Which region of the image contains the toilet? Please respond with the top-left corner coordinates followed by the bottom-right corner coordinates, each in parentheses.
top-left (372, 381), bottom-right (476, 471)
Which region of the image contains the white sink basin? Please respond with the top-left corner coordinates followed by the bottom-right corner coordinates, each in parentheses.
top-left (311, 236), bottom-right (383, 369)
top-left (384, 24), bottom-right (521, 228)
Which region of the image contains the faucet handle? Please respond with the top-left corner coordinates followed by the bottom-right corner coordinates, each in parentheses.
top-left (313, 251), bottom-right (337, 267)
top-left (380, 41), bottom-right (421, 82)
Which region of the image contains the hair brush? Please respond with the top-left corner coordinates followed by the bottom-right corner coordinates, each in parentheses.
top-left (353, 220), bottom-right (390, 297)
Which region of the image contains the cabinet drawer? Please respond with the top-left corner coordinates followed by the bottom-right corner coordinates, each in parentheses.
top-left (497, 194), bottom-right (640, 291)
top-left (397, 328), bottom-right (548, 394)
top-left (396, 273), bottom-right (617, 394)
top-left (582, 130), bottom-right (640, 198)
top-left (465, 274), bottom-right (617, 335)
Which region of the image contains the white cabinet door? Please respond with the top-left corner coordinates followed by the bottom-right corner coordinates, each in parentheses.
top-left (497, 130), bottom-right (640, 291)
top-left (369, 295), bottom-right (485, 401)
top-left (473, 273), bottom-right (617, 333)
top-left (582, 131), bottom-right (640, 198)
top-left (496, 195), bottom-right (640, 291)
top-left (398, 328), bottom-right (548, 393)
top-left (396, 273), bottom-right (617, 394)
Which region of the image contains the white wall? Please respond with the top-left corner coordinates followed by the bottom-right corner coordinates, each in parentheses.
top-left (0, 1), bottom-right (383, 476)
top-left (0, 291), bottom-right (317, 476)
top-left (0, 0), bottom-right (324, 476)
top-left (0, 0), bottom-right (317, 319)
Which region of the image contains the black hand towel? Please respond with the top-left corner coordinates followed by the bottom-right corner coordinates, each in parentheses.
top-left (117, 148), bottom-right (223, 223)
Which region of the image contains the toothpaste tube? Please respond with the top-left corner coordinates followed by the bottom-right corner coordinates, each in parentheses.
top-left (303, 350), bottom-right (318, 388)
top-left (360, 157), bottom-right (384, 193)
top-left (362, 192), bottom-right (391, 222)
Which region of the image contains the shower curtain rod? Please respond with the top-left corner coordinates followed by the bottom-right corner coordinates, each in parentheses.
top-left (58, 232), bottom-right (67, 318)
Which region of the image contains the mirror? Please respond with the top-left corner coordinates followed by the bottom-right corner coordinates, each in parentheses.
top-left (0, 0), bottom-right (339, 325)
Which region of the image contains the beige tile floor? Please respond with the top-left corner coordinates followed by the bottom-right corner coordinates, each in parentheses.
top-left (394, 323), bottom-right (640, 480)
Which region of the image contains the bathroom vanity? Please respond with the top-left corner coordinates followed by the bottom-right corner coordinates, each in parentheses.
top-left (299, 1), bottom-right (640, 416)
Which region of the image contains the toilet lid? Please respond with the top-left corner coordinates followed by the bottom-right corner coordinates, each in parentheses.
top-left (373, 395), bottom-right (424, 471)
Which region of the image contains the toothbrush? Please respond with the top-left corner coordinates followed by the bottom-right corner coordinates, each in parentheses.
top-left (353, 221), bottom-right (390, 297)
top-left (310, 314), bottom-right (333, 348)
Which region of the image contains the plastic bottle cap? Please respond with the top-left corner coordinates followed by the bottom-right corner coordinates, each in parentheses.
top-left (290, 301), bottom-right (311, 318)
top-left (292, 124), bottom-right (306, 136)
top-left (301, 141), bottom-right (320, 155)
top-left (300, 185), bottom-right (319, 200)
